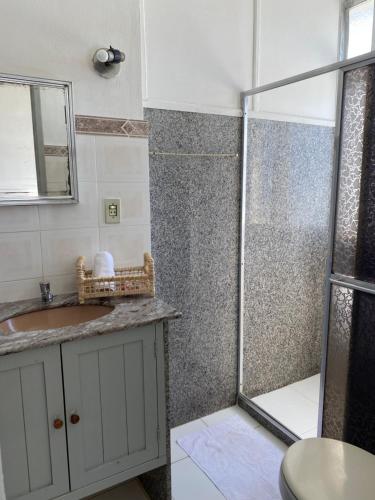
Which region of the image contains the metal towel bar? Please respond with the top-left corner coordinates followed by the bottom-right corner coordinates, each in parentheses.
top-left (149, 151), bottom-right (239, 158)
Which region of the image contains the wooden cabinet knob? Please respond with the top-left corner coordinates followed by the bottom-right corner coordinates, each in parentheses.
top-left (70, 414), bottom-right (80, 425)
top-left (53, 418), bottom-right (64, 430)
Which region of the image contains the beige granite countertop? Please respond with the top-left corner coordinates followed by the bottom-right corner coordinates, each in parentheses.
top-left (0, 293), bottom-right (180, 356)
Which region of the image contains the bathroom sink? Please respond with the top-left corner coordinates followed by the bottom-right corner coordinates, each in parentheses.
top-left (0, 305), bottom-right (114, 335)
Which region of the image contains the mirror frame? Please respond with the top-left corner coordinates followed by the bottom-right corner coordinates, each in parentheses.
top-left (0, 73), bottom-right (78, 205)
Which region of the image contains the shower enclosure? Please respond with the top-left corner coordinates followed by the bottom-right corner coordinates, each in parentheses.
top-left (238, 52), bottom-right (375, 442)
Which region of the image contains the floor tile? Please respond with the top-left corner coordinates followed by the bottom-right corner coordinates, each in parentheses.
top-left (252, 386), bottom-right (318, 437)
top-left (171, 418), bottom-right (207, 463)
top-left (201, 405), bottom-right (259, 429)
top-left (88, 479), bottom-right (149, 499)
top-left (300, 427), bottom-right (318, 439)
top-left (172, 457), bottom-right (225, 500)
top-left (289, 374), bottom-right (321, 404)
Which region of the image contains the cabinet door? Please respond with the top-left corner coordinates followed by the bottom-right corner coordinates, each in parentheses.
top-left (62, 326), bottom-right (159, 490)
top-left (0, 346), bottom-right (69, 500)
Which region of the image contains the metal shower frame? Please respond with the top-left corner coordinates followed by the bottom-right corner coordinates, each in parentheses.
top-left (238, 50), bottom-right (375, 442)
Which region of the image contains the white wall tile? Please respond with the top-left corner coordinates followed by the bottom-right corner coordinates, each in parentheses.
top-left (96, 137), bottom-right (149, 183)
top-left (98, 182), bottom-right (150, 226)
top-left (45, 274), bottom-right (76, 295)
top-left (76, 134), bottom-right (97, 182)
top-left (39, 182), bottom-right (98, 230)
top-left (0, 232), bottom-right (42, 282)
top-left (0, 278), bottom-right (41, 302)
top-left (0, 1), bottom-right (150, 303)
top-left (99, 225), bottom-right (151, 267)
top-left (0, 136), bottom-right (152, 302)
top-left (41, 227), bottom-right (99, 276)
top-left (0, 206), bottom-right (39, 232)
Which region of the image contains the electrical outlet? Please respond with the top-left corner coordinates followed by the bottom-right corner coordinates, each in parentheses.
top-left (104, 199), bottom-right (121, 224)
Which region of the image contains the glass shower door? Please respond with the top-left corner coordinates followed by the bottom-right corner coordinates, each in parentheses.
top-left (239, 71), bottom-right (340, 439)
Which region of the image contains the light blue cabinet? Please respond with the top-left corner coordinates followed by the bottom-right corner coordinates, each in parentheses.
top-left (0, 324), bottom-right (166, 500)
top-left (62, 326), bottom-right (159, 490)
top-left (0, 346), bottom-right (69, 500)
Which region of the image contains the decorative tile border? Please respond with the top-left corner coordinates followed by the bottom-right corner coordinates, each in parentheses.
top-left (44, 145), bottom-right (69, 157)
top-left (75, 115), bottom-right (149, 138)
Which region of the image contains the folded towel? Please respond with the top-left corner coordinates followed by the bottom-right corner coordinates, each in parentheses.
top-left (93, 251), bottom-right (115, 277)
top-left (93, 251), bottom-right (115, 291)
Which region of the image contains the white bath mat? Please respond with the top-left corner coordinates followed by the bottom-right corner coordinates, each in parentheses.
top-left (177, 415), bottom-right (284, 500)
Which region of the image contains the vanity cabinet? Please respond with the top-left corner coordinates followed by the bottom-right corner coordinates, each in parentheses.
top-left (0, 324), bottom-right (166, 500)
top-left (0, 346), bottom-right (69, 500)
top-left (62, 327), bottom-right (159, 490)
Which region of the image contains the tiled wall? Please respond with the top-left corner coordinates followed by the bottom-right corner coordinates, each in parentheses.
top-left (0, 0), bottom-right (150, 303)
top-left (0, 133), bottom-right (151, 302)
top-left (242, 118), bottom-right (335, 398)
top-left (146, 108), bottom-right (241, 427)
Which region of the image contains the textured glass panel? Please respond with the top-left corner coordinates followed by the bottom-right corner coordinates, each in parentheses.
top-left (323, 284), bottom-right (375, 454)
top-left (333, 64), bottom-right (375, 282)
top-left (345, 289), bottom-right (375, 453)
top-left (322, 285), bottom-right (353, 440)
top-left (333, 66), bottom-right (368, 276)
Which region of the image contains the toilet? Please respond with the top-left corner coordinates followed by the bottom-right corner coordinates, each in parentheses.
top-left (279, 438), bottom-right (375, 500)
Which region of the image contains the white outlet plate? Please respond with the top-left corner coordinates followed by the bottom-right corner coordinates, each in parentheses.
top-left (104, 198), bottom-right (121, 224)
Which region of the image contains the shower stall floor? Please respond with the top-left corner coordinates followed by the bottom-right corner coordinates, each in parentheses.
top-left (251, 373), bottom-right (320, 438)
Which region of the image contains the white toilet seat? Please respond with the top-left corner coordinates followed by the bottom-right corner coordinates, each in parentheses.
top-left (280, 437), bottom-right (375, 500)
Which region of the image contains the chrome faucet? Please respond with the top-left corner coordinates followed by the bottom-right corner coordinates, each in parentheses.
top-left (40, 281), bottom-right (54, 303)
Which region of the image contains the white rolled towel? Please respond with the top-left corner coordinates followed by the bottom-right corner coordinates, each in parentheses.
top-left (93, 251), bottom-right (115, 290)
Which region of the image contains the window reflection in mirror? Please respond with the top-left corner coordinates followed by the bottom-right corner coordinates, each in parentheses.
top-left (0, 78), bottom-right (76, 203)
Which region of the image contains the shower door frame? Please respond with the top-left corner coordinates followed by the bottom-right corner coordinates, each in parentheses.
top-left (238, 50), bottom-right (375, 442)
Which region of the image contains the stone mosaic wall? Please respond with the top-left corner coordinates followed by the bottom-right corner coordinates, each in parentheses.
top-left (147, 107), bottom-right (337, 425)
top-left (243, 118), bottom-right (335, 398)
top-left (146, 108), bottom-right (241, 427)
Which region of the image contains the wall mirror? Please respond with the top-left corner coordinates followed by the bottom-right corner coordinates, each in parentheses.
top-left (0, 74), bottom-right (78, 205)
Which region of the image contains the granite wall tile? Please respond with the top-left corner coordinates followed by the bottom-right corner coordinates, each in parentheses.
top-left (146, 108), bottom-right (240, 427)
top-left (147, 107), bottom-right (336, 425)
top-left (243, 118), bottom-right (335, 398)
top-left (145, 108), bottom-right (241, 154)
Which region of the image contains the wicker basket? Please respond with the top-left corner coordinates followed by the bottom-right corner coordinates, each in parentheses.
top-left (76, 253), bottom-right (155, 304)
